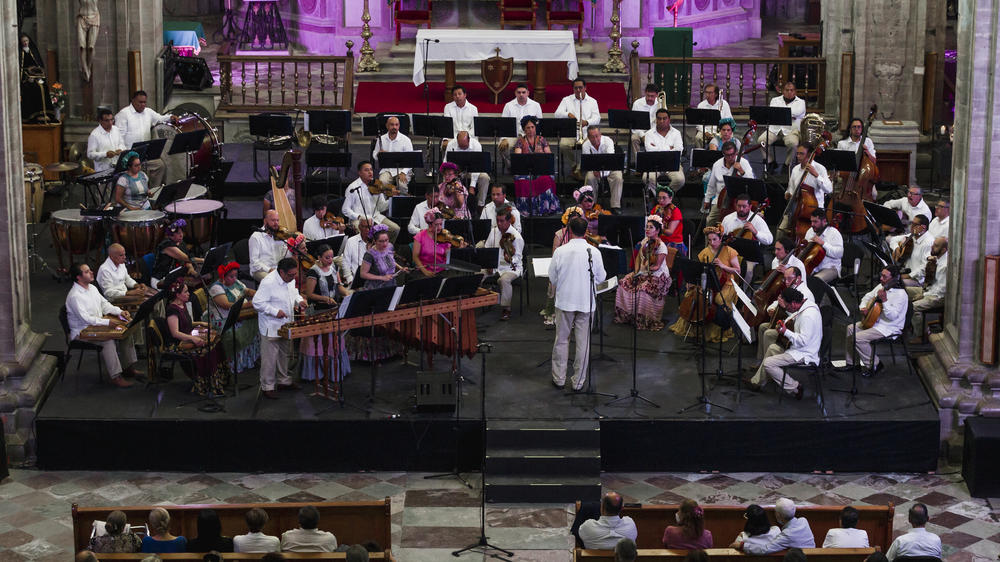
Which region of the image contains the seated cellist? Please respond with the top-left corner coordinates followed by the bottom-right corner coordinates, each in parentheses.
top-left (669, 225), bottom-right (741, 343)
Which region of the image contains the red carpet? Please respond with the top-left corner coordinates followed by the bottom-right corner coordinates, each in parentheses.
top-left (354, 81), bottom-right (628, 114)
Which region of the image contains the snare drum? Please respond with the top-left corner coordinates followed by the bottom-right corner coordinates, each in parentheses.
top-left (50, 209), bottom-right (104, 271)
top-left (165, 199), bottom-right (224, 247)
top-left (24, 163), bottom-right (44, 223)
top-left (112, 210), bottom-right (167, 268)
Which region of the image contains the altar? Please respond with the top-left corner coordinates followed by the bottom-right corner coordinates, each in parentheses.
top-left (412, 29), bottom-right (579, 103)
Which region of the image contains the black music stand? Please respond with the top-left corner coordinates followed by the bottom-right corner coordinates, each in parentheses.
top-left (249, 113), bottom-right (294, 180)
top-left (131, 138), bottom-right (168, 161)
top-left (398, 276), bottom-right (444, 305)
top-left (338, 285), bottom-right (399, 414)
top-left (636, 151), bottom-right (681, 179)
top-left (444, 219), bottom-right (491, 245)
top-left (510, 153), bottom-right (556, 216)
top-left (817, 149), bottom-right (858, 173)
top-left (673, 257), bottom-right (733, 414)
top-left (581, 153), bottom-right (626, 202)
top-left (154, 178), bottom-right (193, 209)
top-left (199, 243), bottom-right (233, 277)
top-left (598, 214), bottom-right (645, 249)
top-left (721, 176), bottom-right (768, 204)
top-left (377, 151), bottom-right (424, 178)
top-left (308, 110), bottom-right (351, 139)
top-left (388, 195), bottom-right (421, 220)
top-left (691, 149), bottom-right (723, 169)
top-left (168, 129), bottom-right (208, 179)
top-left (608, 109), bottom-right (654, 171)
top-left (449, 248), bottom-right (500, 271)
top-left (748, 106), bottom-right (791, 172)
top-left (686, 107), bottom-right (722, 146)
top-left (306, 235), bottom-right (345, 257)
top-left (306, 147), bottom-right (351, 198)
top-left (473, 115), bottom-right (516, 174)
top-left (538, 117), bottom-right (577, 179)
top-left (446, 151), bottom-right (492, 175)
top-left (361, 114), bottom-right (411, 137)
top-left (413, 114), bottom-right (453, 176)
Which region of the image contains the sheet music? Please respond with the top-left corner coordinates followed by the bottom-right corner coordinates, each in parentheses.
top-left (532, 257), bottom-right (552, 278)
top-left (599, 243), bottom-right (623, 250)
top-left (732, 283), bottom-right (756, 316)
top-left (337, 294), bottom-right (352, 319)
top-left (388, 286), bottom-right (404, 311)
top-left (596, 276), bottom-right (618, 295)
top-left (732, 306), bottom-right (753, 343)
top-left (830, 285), bottom-right (852, 317)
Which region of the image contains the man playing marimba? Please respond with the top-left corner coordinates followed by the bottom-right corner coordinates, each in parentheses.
top-left (97, 243), bottom-right (153, 301)
top-left (65, 263), bottom-right (141, 387)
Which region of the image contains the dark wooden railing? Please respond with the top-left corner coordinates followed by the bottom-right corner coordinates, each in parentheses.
top-left (630, 53), bottom-right (826, 113)
top-left (218, 41), bottom-right (354, 112)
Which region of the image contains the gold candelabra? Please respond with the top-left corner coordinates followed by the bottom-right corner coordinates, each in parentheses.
top-left (603, 0), bottom-right (626, 73)
top-left (358, 0), bottom-right (380, 72)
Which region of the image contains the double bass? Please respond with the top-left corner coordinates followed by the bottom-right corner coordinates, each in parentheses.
top-left (714, 121), bottom-right (758, 217)
top-left (783, 131), bottom-right (833, 242)
top-left (829, 105), bottom-right (879, 233)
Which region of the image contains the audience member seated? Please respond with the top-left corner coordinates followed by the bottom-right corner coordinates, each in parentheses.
top-left (141, 507), bottom-right (187, 553)
top-left (233, 507), bottom-right (280, 553)
top-left (202, 552), bottom-right (223, 562)
top-left (662, 499), bottom-right (713, 549)
top-left (737, 498), bottom-right (815, 554)
top-left (187, 509), bottom-right (234, 553)
top-left (614, 538), bottom-right (638, 562)
top-left (89, 510), bottom-right (142, 553)
top-left (866, 552), bottom-right (890, 562)
top-left (784, 547), bottom-right (809, 562)
top-left (886, 504), bottom-right (941, 561)
top-left (76, 551), bottom-right (99, 562)
top-left (140, 556), bottom-right (161, 562)
top-left (346, 544), bottom-right (370, 562)
top-left (280, 505), bottom-right (338, 552)
top-left (729, 504), bottom-right (780, 550)
top-left (823, 506), bottom-right (870, 548)
top-left (578, 491), bottom-right (638, 549)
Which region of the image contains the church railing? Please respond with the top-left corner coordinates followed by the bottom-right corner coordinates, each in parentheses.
top-left (218, 43), bottom-right (354, 113)
top-left (629, 55), bottom-right (826, 114)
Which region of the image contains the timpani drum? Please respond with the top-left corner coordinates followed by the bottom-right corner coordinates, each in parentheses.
top-left (112, 210), bottom-right (168, 270)
top-left (154, 113), bottom-right (222, 184)
top-left (164, 199), bottom-right (225, 247)
top-left (50, 209), bottom-right (104, 271)
top-left (24, 163), bottom-right (44, 223)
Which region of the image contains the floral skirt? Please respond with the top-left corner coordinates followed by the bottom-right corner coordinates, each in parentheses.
top-left (614, 273), bottom-right (671, 331)
top-left (300, 333), bottom-right (351, 382)
top-left (210, 317), bottom-right (260, 374)
top-left (514, 176), bottom-right (562, 216)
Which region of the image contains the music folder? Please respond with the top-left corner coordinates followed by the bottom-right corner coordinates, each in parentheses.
top-left (306, 234), bottom-right (345, 256)
top-left (748, 106), bottom-right (792, 127)
top-left (686, 107), bottom-right (722, 127)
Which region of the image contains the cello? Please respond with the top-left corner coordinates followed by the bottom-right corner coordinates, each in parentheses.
top-left (783, 131), bottom-right (833, 242)
top-left (677, 231), bottom-right (732, 324)
top-left (714, 120), bottom-right (758, 217)
top-left (829, 105), bottom-right (878, 234)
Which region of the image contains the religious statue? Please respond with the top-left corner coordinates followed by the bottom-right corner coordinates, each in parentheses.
top-left (77, 0), bottom-right (99, 82)
top-left (18, 33), bottom-right (49, 122)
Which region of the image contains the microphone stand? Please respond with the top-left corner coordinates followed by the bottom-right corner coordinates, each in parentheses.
top-left (565, 244), bottom-right (617, 409)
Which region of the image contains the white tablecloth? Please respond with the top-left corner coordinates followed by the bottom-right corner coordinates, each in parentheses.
top-left (412, 29), bottom-right (579, 86)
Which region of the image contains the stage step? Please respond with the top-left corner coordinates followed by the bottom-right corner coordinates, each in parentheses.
top-left (484, 420), bottom-right (601, 503)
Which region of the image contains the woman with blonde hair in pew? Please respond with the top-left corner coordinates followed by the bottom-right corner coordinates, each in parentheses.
top-left (141, 507), bottom-right (187, 553)
top-left (662, 499), bottom-right (714, 549)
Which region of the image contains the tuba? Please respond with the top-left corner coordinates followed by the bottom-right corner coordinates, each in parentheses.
top-left (799, 113), bottom-right (828, 147)
top-left (295, 127), bottom-right (312, 148)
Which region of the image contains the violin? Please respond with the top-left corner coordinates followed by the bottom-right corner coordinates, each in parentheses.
top-left (273, 227), bottom-right (317, 268)
top-left (500, 232), bottom-right (517, 271)
top-left (436, 229), bottom-right (465, 248)
top-left (321, 212), bottom-right (345, 231)
top-left (367, 179), bottom-right (399, 198)
top-left (436, 202), bottom-right (457, 220)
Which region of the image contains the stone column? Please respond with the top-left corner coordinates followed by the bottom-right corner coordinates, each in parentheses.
top-left (0, 0), bottom-right (57, 463)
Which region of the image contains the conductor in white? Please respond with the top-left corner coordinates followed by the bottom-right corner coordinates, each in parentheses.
top-left (549, 216), bottom-right (607, 391)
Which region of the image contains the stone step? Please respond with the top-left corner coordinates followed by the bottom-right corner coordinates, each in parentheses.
top-left (484, 474), bottom-right (602, 503)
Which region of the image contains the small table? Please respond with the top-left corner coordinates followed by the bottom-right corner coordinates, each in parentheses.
top-left (164, 21), bottom-right (206, 56)
top-left (412, 29), bottom-right (579, 104)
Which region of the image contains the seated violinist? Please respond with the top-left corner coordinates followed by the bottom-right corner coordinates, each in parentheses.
top-left (163, 281), bottom-right (225, 396)
top-left (752, 265), bottom-right (814, 367)
top-left (151, 219), bottom-right (203, 289)
top-left (771, 237), bottom-right (806, 278)
top-left (409, 189), bottom-right (439, 236)
top-left (801, 209), bottom-right (843, 283)
top-left (650, 184), bottom-right (685, 256)
top-left (669, 225), bottom-right (741, 343)
top-left (483, 206), bottom-right (523, 321)
top-left (250, 210), bottom-right (293, 283)
top-left (574, 186), bottom-right (609, 241)
top-left (412, 208), bottom-right (466, 278)
top-left (437, 161), bottom-right (471, 219)
top-left (302, 195), bottom-right (345, 241)
top-left (747, 287), bottom-right (822, 400)
top-left (843, 265), bottom-right (907, 377)
top-left (342, 160), bottom-right (400, 243)
top-left (890, 214), bottom-right (933, 288)
top-left (614, 215), bottom-right (673, 331)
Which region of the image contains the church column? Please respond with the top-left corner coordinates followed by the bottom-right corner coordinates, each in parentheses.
top-left (0, 0), bottom-right (57, 463)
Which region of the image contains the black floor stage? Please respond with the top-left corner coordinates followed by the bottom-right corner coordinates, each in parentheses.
top-left (30, 142), bottom-right (939, 475)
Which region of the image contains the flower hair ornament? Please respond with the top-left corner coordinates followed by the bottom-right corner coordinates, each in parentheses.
top-left (285, 233), bottom-right (305, 251)
top-left (573, 185), bottom-right (595, 202)
top-left (424, 207), bottom-right (444, 225)
top-left (703, 223), bottom-right (724, 236)
top-left (646, 214), bottom-right (664, 228)
top-left (370, 223), bottom-right (390, 237)
top-left (561, 206), bottom-right (583, 225)
top-left (166, 218), bottom-right (187, 233)
top-left (217, 261), bottom-right (240, 278)
top-left (656, 184), bottom-right (675, 198)
top-left (439, 161), bottom-right (460, 175)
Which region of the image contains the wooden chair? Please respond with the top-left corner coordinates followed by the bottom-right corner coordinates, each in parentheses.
top-left (500, 0), bottom-right (537, 30)
top-left (394, 0), bottom-right (433, 45)
top-left (546, 0), bottom-right (584, 44)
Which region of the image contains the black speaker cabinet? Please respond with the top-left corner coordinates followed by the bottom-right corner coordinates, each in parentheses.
top-left (416, 371), bottom-right (455, 413)
top-left (962, 417), bottom-right (1000, 497)
top-left (176, 56), bottom-right (214, 91)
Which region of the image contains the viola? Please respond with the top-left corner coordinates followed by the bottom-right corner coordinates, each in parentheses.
top-left (500, 232), bottom-right (517, 271)
top-left (435, 229), bottom-right (465, 248)
top-left (367, 179), bottom-right (399, 198)
top-left (321, 212), bottom-right (345, 230)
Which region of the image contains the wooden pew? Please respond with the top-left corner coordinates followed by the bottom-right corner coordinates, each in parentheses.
top-left (575, 547), bottom-right (878, 562)
top-left (575, 504), bottom-right (894, 550)
top-left (72, 500), bottom-right (391, 554)
top-left (95, 554), bottom-right (388, 561)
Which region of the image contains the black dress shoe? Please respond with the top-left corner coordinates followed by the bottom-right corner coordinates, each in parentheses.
top-left (611, 208), bottom-right (622, 216)
top-left (551, 380), bottom-right (565, 390)
top-left (790, 386), bottom-right (804, 400)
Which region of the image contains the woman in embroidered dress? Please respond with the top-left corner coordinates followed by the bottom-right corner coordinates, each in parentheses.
top-left (615, 215), bottom-right (673, 331)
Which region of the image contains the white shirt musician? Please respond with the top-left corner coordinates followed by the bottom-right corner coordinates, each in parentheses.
top-left (340, 218), bottom-right (372, 287)
top-left (444, 132), bottom-right (490, 205)
top-left (786, 142), bottom-right (834, 209)
top-left (837, 118), bottom-right (877, 160)
top-left (372, 116), bottom-right (414, 194)
top-left (910, 239), bottom-right (948, 338)
top-left (550, 217), bottom-right (607, 391)
top-left (554, 79), bottom-right (601, 173)
top-left (249, 210), bottom-right (292, 282)
top-left (115, 90), bottom-right (175, 187)
top-left (87, 109), bottom-right (127, 173)
top-left (751, 288), bottom-right (822, 399)
top-left (65, 263), bottom-right (138, 387)
top-left (757, 81), bottom-right (807, 168)
top-left (889, 216), bottom-right (934, 285)
top-left (927, 200), bottom-right (949, 239)
top-left (630, 86), bottom-right (659, 155)
top-left (802, 211), bottom-right (844, 283)
top-left (302, 197), bottom-right (344, 241)
top-left (97, 243), bottom-right (152, 300)
top-left (752, 267), bottom-right (815, 368)
top-left (499, 84), bottom-right (543, 164)
top-left (771, 238), bottom-right (807, 279)
top-left (884, 185), bottom-right (932, 226)
top-left (483, 208), bottom-right (524, 319)
top-left (845, 266), bottom-right (908, 374)
top-left (704, 140), bottom-right (753, 226)
top-left (581, 126), bottom-right (624, 211)
top-left (722, 197), bottom-right (773, 245)
top-left (480, 185), bottom-right (522, 233)
top-left (252, 259), bottom-right (306, 398)
top-left (409, 191), bottom-right (438, 236)
top-left (342, 161), bottom-right (399, 242)
top-left (443, 85), bottom-right (479, 139)
top-left (694, 83), bottom-right (733, 145)
top-left (643, 109), bottom-right (685, 193)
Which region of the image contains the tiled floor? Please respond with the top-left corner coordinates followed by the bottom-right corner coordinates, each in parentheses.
top-left (0, 462), bottom-right (997, 561)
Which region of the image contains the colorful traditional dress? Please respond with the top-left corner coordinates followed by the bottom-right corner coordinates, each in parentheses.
top-left (669, 245), bottom-right (738, 342)
top-left (513, 135), bottom-right (562, 216)
top-left (615, 237), bottom-right (673, 330)
top-left (166, 303), bottom-right (226, 396)
top-left (206, 279), bottom-right (260, 373)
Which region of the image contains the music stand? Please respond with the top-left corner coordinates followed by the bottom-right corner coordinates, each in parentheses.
top-left (691, 149), bottom-right (723, 169)
top-left (249, 113), bottom-right (294, 180)
top-left (474, 116), bottom-right (516, 174)
top-left (864, 200), bottom-right (905, 232)
top-left (748, 106), bottom-right (791, 172)
top-left (510, 153), bottom-right (556, 216)
top-left (608, 109), bottom-right (655, 170)
top-left (598, 214), bottom-right (645, 249)
top-left (153, 178), bottom-right (193, 209)
top-left (388, 195), bottom-right (421, 219)
top-left (721, 176), bottom-right (768, 203)
top-left (538, 117), bottom-right (578, 179)
top-left (131, 138), bottom-right (168, 161)
top-left (305, 146), bottom-right (351, 198)
top-left (306, 235), bottom-right (344, 257)
top-left (199, 242), bottom-right (233, 277)
top-left (449, 248), bottom-right (500, 271)
top-left (636, 151), bottom-right (681, 180)
top-left (362, 113), bottom-right (412, 137)
top-left (673, 257), bottom-right (733, 414)
top-left (377, 151), bottom-right (424, 177)
top-left (437, 273), bottom-right (485, 299)
top-left (168, 129), bottom-right (208, 179)
top-left (412, 114), bottom-right (453, 176)
top-left (398, 277), bottom-right (444, 305)
top-left (307, 110), bottom-right (351, 138)
top-left (444, 219), bottom-right (491, 244)
top-left (686, 107), bottom-right (722, 146)
top-left (728, 237), bottom-right (765, 290)
top-left (817, 149), bottom-right (859, 173)
top-left (446, 151), bottom-right (492, 175)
